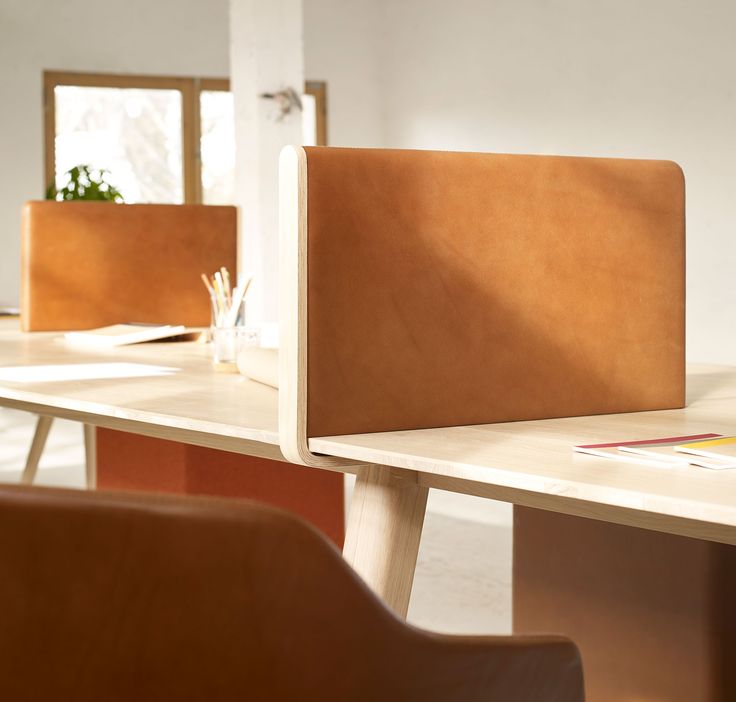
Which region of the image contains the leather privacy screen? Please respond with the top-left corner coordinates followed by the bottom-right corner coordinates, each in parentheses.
top-left (21, 202), bottom-right (237, 331)
top-left (305, 147), bottom-right (685, 438)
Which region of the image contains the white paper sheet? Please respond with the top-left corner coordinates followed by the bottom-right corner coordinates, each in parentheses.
top-left (0, 363), bottom-right (180, 383)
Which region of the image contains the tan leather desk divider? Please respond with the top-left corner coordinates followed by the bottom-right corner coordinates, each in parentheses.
top-left (21, 201), bottom-right (237, 331)
top-left (279, 146), bottom-right (685, 466)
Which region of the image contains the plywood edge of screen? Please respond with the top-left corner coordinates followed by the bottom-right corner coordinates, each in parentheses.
top-left (278, 145), bottom-right (353, 468)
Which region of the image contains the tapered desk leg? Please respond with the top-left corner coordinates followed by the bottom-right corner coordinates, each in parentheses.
top-left (343, 464), bottom-right (428, 618)
top-left (83, 424), bottom-right (96, 489)
top-left (20, 415), bottom-right (53, 485)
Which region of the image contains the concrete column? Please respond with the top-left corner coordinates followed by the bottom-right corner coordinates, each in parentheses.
top-left (230, 0), bottom-right (304, 328)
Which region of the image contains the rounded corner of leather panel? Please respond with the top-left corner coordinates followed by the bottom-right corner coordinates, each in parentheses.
top-left (663, 159), bottom-right (686, 186)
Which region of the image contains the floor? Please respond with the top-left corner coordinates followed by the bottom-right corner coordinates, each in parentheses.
top-left (0, 408), bottom-right (512, 635)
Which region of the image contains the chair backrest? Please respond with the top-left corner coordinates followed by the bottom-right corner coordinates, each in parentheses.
top-left (0, 485), bottom-right (584, 702)
top-left (279, 146), bottom-right (685, 465)
top-left (21, 201), bottom-right (237, 331)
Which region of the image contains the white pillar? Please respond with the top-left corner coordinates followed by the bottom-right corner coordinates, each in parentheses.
top-left (230, 0), bottom-right (304, 330)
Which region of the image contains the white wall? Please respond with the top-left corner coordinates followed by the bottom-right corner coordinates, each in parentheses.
top-left (303, 0), bottom-right (384, 148)
top-left (231, 0), bottom-right (305, 326)
top-left (378, 0), bottom-right (736, 364)
top-left (0, 0), bottom-right (230, 306)
top-left (0, 0), bottom-right (383, 308)
top-left (3, 1), bottom-right (732, 363)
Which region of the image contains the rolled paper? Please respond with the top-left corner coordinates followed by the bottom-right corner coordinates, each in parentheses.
top-left (237, 347), bottom-right (278, 389)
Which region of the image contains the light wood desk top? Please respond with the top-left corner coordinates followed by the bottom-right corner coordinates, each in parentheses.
top-left (0, 321), bottom-right (282, 461)
top-left (3, 319), bottom-right (736, 545)
top-left (313, 364), bottom-right (736, 545)
top-left (4, 318), bottom-right (736, 618)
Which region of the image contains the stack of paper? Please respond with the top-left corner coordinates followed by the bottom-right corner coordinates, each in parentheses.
top-left (574, 433), bottom-right (736, 469)
top-left (675, 436), bottom-right (736, 467)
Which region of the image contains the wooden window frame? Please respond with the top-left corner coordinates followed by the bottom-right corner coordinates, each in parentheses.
top-left (44, 71), bottom-right (199, 203)
top-left (43, 71), bottom-right (328, 204)
top-left (304, 81), bottom-right (328, 147)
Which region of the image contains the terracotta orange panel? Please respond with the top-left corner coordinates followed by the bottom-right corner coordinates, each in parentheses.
top-left (513, 506), bottom-right (736, 701)
top-left (96, 431), bottom-right (189, 494)
top-left (185, 447), bottom-right (345, 548)
top-left (96, 429), bottom-right (344, 547)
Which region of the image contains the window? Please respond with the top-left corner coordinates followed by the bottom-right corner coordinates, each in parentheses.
top-left (43, 71), bottom-right (328, 205)
top-left (199, 79), bottom-right (235, 205)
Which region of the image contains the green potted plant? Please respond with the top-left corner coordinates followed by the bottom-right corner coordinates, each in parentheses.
top-left (46, 165), bottom-right (124, 203)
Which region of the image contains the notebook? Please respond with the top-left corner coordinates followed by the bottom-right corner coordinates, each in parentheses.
top-left (575, 433), bottom-right (736, 470)
top-left (573, 435), bottom-right (701, 466)
top-left (616, 433), bottom-right (721, 464)
top-left (63, 324), bottom-right (188, 348)
top-left (675, 436), bottom-right (736, 466)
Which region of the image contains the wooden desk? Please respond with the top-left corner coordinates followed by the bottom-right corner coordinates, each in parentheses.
top-left (312, 364), bottom-right (736, 702)
top-left (0, 324), bottom-right (281, 459)
top-left (314, 363), bottom-right (736, 545)
top-left (0, 321), bottom-right (346, 544)
top-left (3, 321), bottom-right (736, 700)
top-left (3, 320), bottom-right (736, 570)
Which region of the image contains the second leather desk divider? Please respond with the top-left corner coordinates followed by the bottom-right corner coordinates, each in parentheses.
top-left (280, 146), bottom-right (685, 465)
top-left (21, 201), bottom-right (237, 331)
top-left (19, 199), bottom-right (345, 544)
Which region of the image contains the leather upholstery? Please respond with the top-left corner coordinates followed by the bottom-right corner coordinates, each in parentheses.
top-left (304, 147), bottom-right (685, 437)
top-left (21, 201), bottom-right (237, 331)
top-left (0, 485), bottom-right (584, 701)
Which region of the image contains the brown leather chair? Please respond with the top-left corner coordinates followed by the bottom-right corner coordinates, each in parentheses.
top-left (0, 485), bottom-right (584, 701)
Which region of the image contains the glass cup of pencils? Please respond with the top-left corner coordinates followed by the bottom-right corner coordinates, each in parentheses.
top-left (202, 268), bottom-right (254, 370)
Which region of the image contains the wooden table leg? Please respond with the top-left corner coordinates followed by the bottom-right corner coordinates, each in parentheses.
top-left (343, 464), bottom-right (428, 618)
top-left (20, 415), bottom-right (53, 485)
top-left (83, 424), bottom-right (97, 489)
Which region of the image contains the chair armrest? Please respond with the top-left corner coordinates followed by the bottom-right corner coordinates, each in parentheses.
top-left (404, 633), bottom-right (584, 702)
